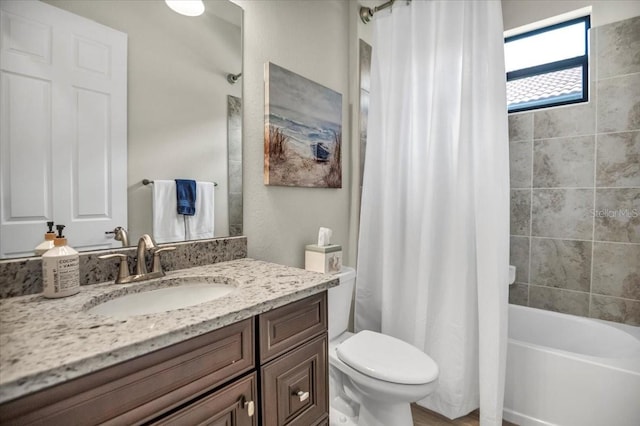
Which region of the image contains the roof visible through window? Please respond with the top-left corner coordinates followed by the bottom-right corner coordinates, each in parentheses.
top-left (505, 16), bottom-right (590, 113)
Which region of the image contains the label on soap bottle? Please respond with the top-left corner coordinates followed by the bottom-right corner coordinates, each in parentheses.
top-left (43, 254), bottom-right (80, 298)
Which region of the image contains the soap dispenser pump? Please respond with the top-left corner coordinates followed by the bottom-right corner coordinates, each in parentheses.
top-left (42, 224), bottom-right (80, 298)
top-left (34, 221), bottom-right (56, 255)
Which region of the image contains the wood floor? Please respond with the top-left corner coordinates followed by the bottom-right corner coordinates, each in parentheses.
top-left (411, 404), bottom-right (518, 426)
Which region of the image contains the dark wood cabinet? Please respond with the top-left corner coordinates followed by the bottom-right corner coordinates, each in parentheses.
top-left (152, 373), bottom-right (257, 426)
top-left (0, 318), bottom-right (254, 425)
top-left (0, 292), bottom-right (329, 426)
top-left (261, 335), bottom-right (327, 426)
top-left (260, 293), bottom-right (328, 426)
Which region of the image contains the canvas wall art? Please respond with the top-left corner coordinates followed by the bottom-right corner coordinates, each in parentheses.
top-left (264, 62), bottom-right (342, 188)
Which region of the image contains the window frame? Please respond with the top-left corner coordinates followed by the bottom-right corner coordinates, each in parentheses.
top-left (505, 15), bottom-right (591, 113)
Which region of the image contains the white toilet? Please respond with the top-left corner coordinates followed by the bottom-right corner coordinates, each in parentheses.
top-left (328, 267), bottom-right (439, 426)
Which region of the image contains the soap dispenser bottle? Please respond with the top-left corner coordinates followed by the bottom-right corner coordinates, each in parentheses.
top-left (42, 225), bottom-right (80, 298)
top-left (34, 221), bottom-right (56, 255)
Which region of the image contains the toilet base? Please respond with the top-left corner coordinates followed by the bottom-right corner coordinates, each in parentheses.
top-left (358, 397), bottom-right (413, 426)
top-left (330, 406), bottom-right (358, 426)
top-left (329, 368), bottom-right (359, 426)
top-left (330, 400), bottom-right (413, 426)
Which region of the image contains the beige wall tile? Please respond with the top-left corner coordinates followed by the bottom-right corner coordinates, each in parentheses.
top-left (531, 189), bottom-right (594, 239)
top-left (592, 242), bottom-right (640, 300)
top-left (510, 141), bottom-right (533, 189)
top-left (510, 190), bottom-right (531, 236)
top-left (533, 136), bottom-right (595, 188)
top-left (590, 294), bottom-right (640, 326)
top-left (594, 188), bottom-right (640, 243)
top-left (596, 131), bottom-right (640, 188)
top-left (597, 73), bottom-right (640, 133)
top-left (509, 283), bottom-right (529, 306)
top-left (509, 113), bottom-right (533, 142)
top-left (510, 236), bottom-right (530, 283)
top-left (597, 16), bottom-right (640, 80)
top-left (529, 285), bottom-right (590, 316)
top-left (530, 238), bottom-right (592, 292)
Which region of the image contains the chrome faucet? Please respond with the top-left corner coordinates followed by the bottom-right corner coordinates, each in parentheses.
top-left (99, 234), bottom-right (175, 284)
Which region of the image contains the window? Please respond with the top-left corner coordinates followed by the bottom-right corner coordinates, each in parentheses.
top-left (505, 15), bottom-right (590, 113)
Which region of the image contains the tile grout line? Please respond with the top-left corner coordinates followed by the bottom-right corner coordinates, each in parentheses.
top-left (528, 128), bottom-right (640, 142)
top-left (527, 283), bottom-right (640, 303)
top-left (527, 113), bottom-right (534, 307)
top-left (511, 234), bottom-right (640, 246)
top-left (511, 186), bottom-right (640, 190)
top-left (589, 27), bottom-right (598, 319)
top-left (594, 69), bottom-right (640, 83)
top-left (533, 236), bottom-right (640, 245)
top-left (589, 141), bottom-right (597, 318)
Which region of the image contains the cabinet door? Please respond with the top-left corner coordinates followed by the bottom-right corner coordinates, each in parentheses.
top-left (262, 335), bottom-right (328, 426)
top-left (152, 373), bottom-right (257, 426)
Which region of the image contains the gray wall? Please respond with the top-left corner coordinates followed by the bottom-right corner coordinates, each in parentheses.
top-left (508, 15), bottom-right (640, 326)
top-left (235, 0), bottom-right (352, 267)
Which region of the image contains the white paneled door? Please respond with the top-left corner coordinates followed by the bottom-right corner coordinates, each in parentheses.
top-left (0, 0), bottom-right (127, 257)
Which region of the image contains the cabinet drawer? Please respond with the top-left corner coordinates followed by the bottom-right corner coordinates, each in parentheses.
top-left (261, 334), bottom-right (328, 426)
top-left (152, 373), bottom-right (257, 426)
top-left (0, 318), bottom-right (254, 426)
top-left (259, 292), bottom-right (327, 362)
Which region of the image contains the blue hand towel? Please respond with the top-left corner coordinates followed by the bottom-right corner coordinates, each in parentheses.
top-left (175, 179), bottom-right (196, 216)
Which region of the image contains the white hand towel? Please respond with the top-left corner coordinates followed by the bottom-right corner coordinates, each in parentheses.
top-left (152, 180), bottom-right (186, 243)
top-left (185, 182), bottom-right (215, 240)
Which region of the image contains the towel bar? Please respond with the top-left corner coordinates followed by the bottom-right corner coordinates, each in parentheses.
top-left (142, 179), bottom-right (217, 187)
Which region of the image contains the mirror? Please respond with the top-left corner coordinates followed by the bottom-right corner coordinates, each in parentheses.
top-left (1, 0), bottom-right (242, 257)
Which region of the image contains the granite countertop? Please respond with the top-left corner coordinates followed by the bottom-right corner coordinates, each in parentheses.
top-left (0, 258), bottom-right (339, 404)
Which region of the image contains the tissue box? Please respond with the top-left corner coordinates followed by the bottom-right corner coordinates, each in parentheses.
top-left (305, 244), bottom-right (342, 274)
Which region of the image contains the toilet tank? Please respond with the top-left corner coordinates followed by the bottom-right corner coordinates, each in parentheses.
top-left (328, 266), bottom-right (356, 340)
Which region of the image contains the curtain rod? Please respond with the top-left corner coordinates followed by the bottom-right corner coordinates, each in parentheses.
top-left (360, 0), bottom-right (411, 24)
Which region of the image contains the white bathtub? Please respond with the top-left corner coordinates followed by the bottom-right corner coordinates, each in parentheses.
top-left (504, 304), bottom-right (640, 426)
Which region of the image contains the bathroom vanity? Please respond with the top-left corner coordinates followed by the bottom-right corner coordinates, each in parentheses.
top-left (0, 259), bottom-right (337, 425)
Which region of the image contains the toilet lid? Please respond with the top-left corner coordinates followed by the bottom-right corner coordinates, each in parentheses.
top-left (336, 330), bottom-right (438, 385)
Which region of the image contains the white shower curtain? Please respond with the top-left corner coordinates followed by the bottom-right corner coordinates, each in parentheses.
top-left (354, 1), bottom-right (509, 425)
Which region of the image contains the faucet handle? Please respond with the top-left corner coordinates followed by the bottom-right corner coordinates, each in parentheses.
top-left (151, 246), bottom-right (176, 274)
top-left (98, 254), bottom-right (130, 283)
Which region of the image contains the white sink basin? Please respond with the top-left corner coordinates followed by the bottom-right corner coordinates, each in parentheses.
top-left (87, 278), bottom-right (237, 317)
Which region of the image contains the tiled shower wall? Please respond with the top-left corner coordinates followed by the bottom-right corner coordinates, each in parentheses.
top-left (508, 16), bottom-right (640, 326)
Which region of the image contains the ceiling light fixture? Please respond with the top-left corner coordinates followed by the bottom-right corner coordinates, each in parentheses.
top-left (165, 0), bottom-right (205, 17)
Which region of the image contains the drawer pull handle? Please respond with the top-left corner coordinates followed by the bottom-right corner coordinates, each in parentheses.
top-left (296, 390), bottom-right (310, 402)
top-left (244, 400), bottom-right (255, 417)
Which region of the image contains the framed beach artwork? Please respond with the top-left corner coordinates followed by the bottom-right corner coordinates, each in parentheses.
top-left (264, 62), bottom-right (342, 188)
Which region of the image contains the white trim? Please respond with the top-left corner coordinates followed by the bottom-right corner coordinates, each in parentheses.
top-left (504, 6), bottom-right (592, 38)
